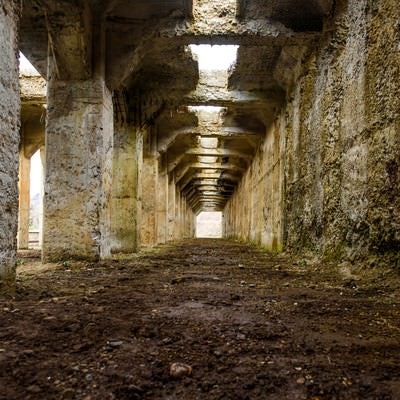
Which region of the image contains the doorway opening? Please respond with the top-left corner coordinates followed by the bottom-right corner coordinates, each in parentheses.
top-left (29, 149), bottom-right (44, 249)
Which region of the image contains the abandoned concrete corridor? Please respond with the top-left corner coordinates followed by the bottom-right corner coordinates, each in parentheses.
top-left (1, 239), bottom-right (400, 399)
top-left (0, 0), bottom-right (399, 397)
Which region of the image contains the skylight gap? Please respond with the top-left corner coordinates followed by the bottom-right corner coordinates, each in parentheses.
top-left (189, 44), bottom-right (239, 71)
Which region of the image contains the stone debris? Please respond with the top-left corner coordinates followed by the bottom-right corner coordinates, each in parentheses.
top-left (170, 362), bottom-right (193, 379)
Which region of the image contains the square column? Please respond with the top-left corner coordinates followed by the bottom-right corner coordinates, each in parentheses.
top-left (156, 158), bottom-right (168, 244)
top-left (167, 174), bottom-right (176, 241)
top-left (17, 152), bottom-right (30, 249)
top-left (140, 153), bottom-right (159, 247)
top-left (0, 1), bottom-right (20, 289)
top-left (111, 124), bottom-right (143, 253)
top-left (43, 79), bottom-right (113, 261)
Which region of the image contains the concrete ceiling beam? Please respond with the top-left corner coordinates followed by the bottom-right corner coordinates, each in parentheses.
top-left (38, 0), bottom-right (93, 80)
top-left (191, 196), bottom-right (227, 206)
top-left (190, 185), bottom-right (234, 193)
top-left (179, 172), bottom-right (240, 191)
top-left (169, 147), bottom-right (250, 174)
top-left (185, 148), bottom-right (252, 161)
top-left (158, 126), bottom-right (263, 153)
top-left (183, 87), bottom-right (284, 109)
top-left (175, 163), bottom-right (246, 184)
top-left (190, 179), bottom-right (236, 188)
top-left (190, 199), bottom-right (227, 211)
top-left (193, 204), bottom-right (224, 214)
top-left (107, 16), bottom-right (319, 88)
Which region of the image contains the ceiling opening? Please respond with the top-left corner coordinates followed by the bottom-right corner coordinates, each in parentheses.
top-left (189, 45), bottom-right (239, 71)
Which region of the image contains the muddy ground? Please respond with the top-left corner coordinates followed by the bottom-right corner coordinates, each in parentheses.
top-left (1, 239), bottom-right (400, 400)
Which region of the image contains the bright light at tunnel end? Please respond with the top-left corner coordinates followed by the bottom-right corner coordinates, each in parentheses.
top-left (189, 44), bottom-right (239, 71)
top-left (196, 211), bottom-right (223, 238)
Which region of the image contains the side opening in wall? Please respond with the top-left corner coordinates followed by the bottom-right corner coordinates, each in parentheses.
top-left (29, 149), bottom-right (44, 249)
top-left (196, 212), bottom-right (223, 238)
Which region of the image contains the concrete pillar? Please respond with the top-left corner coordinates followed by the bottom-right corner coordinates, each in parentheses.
top-left (182, 197), bottom-right (188, 238)
top-left (156, 158), bottom-right (168, 244)
top-left (167, 174), bottom-right (176, 241)
top-left (174, 187), bottom-right (181, 240)
top-left (38, 147), bottom-right (45, 248)
top-left (0, 1), bottom-right (20, 289)
top-left (141, 156), bottom-right (158, 247)
top-left (43, 78), bottom-right (113, 261)
top-left (140, 133), bottom-right (158, 247)
top-left (111, 124), bottom-right (142, 253)
top-left (17, 152), bottom-right (30, 249)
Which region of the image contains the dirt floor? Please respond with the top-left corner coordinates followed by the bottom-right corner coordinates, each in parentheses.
top-left (1, 239), bottom-right (400, 400)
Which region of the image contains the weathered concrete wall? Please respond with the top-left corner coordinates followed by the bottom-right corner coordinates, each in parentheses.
top-left (0, 1), bottom-right (20, 288)
top-left (224, 117), bottom-right (285, 251)
top-left (284, 0), bottom-right (399, 263)
top-left (111, 124), bottom-right (142, 253)
top-left (225, 0), bottom-right (399, 264)
top-left (43, 78), bottom-right (114, 261)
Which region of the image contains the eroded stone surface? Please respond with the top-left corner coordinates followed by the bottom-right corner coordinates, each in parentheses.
top-left (43, 78), bottom-right (113, 262)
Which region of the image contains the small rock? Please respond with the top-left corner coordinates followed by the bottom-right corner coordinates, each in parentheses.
top-left (85, 373), bottom-right (93, 381)
top-left (296, 377), bottom-right (305, 385)
top-left (238, 264), bottom-right (244, 269)
top-left (27, 385), bottom-right (42, 393)
top-left (213, 350), bottom-right (222, 357)
top-left (108, 340), bottom-right (123, 348)
top-left (170, 362), bottom-right (192, 379)
top-left (249, 283), bottom-right (256, 288)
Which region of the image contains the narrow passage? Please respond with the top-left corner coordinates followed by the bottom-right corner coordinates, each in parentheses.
top-left (1, 240), bottom-right (400, 399)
